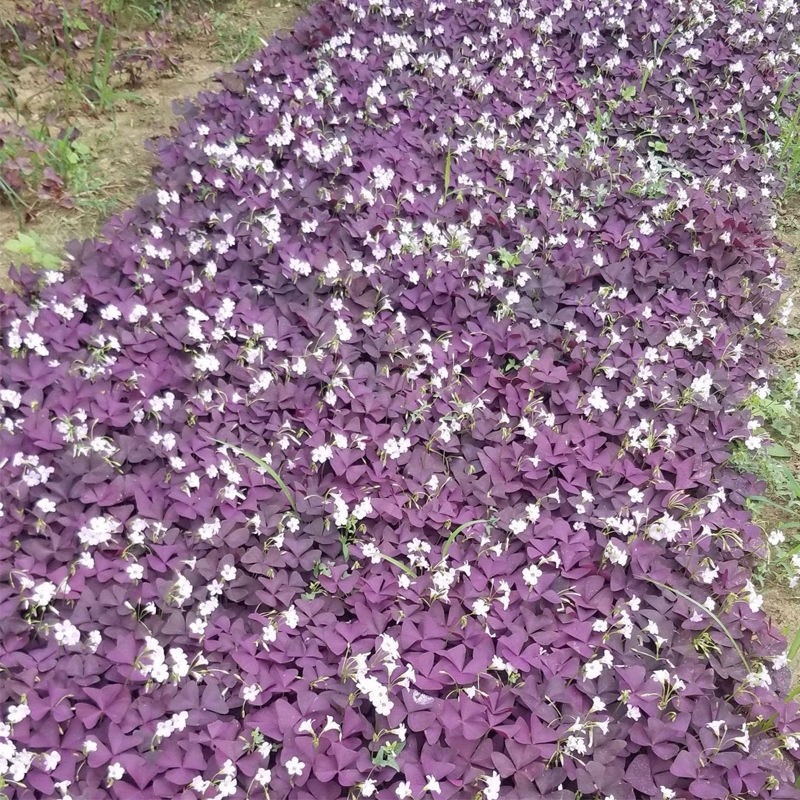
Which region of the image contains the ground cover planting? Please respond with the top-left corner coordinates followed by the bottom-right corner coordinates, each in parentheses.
top-left (2, 0), bottom-right (800, 798)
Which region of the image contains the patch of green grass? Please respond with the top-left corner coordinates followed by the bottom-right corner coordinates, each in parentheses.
top-left (730, 370), bottom-right (800, 588)
top-left (212, 2), bottom-right (273, 61)
top-left (772, 73), bottom-right (800, 191)
top-left (0, 125), bottom-right (91, 213)
top-left (0, 122), bottom-right (120, 231)
top-left (3, 231), bottom-right (63, 270)
top-left (101, 0), bottom-right (175, 24)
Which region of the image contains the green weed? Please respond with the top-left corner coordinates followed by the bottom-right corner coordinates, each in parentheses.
top-left (730, 370), bottom-right (800, 588)
top-left (771, 73), bottom-right (800, 190)
top-left (3, 231), bottom-right (62, 270)
top-left (102, 0), bottom-right (174, 24)
top-left (0, 124), bottom-right (98, 215)
top-left (78, 23), bottom-right (142, 117)
top-left (212, 5), bottom-right (266, 62)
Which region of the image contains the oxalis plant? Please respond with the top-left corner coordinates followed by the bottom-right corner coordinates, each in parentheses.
top-left (2, 0), bottom-right (800, 799)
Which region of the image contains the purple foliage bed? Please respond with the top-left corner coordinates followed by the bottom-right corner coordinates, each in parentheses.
top-left (2, 0), bottom-right (800, 797)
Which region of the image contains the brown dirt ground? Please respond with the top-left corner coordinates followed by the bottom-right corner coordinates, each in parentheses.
top-left (0, 0), bottom-right (303, 288)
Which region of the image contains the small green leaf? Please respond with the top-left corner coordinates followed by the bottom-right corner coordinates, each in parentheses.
top-left (789, 626), bottom-right (800, 660)
top-left (5, 232), bottom-right (36, 253)
top-left (443, 148), bottom-right (452, 201)
top-left (767, 443), bottom-right (792, 458)
top-left (372, 742), bottom-right (403, 772)
top-left (442, 518), bottom-right (492, 559)
top-left (379, 553), bottom-right (416, 578)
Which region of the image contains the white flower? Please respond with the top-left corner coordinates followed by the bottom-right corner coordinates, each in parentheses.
top-left (255, 768), bottom-right (272, 786)
top-left (744, 435), bottom-right (763, 450)
top-left (77, 515), bottom-right (120, 547)
top-left (53, 620), bottom-right (81, 647)
top-left (690, 371), bottom-right (713, 401)
top-left (396, 782), bottom-right (413, 799)
top-left (298, 719), bottom-right (315, 736)
top-left (482, 771), bottom-right (501, 800)
top-left (284, 605), bottom-right (299, 629)
top-left (312, 444), bottom-right (334, 464)
top-left (197, 518), bottom-right (221, 541)
top-left (289, 258), bottom-right (311, 277)
top-left (627, 487), bottom-right (644, 504)
top-left (126, 563), bottom-right (144, 581)
top-left (590, 696), bottom-right (607, 713)
top-left (7, 702), bottom-right (30, 724)
top-left (509, 518), bottom-right (527, 535)
top-left (171, 710), bottom-right (189, 732)
top-left (100, 304), bottom-right (121, 321)
top-left (30, 581), bottom-right (57, 606)
top-left (193, 353), bottom-right (221, 373)
top-left (583, 660), bottom-right (604, 680)
top-left (586, 386), bottom-right (609, 413)
top-left (292, 357), bottom-right (307, 375)
top-left (262, 623), bottom-right (278, 647)
top-left (42, 751), bottom-right (61, 771)
top-left (603, 541), bottom-right (628, 566)
top-left (242, 684), bottom-right (261, 703)
top-left (35, 497), bottom-right (56, 514)
top-left (86, 630), bottom-right (102, 652)
top-left (743, 580), bottom-right (763, 613)
top-left (361, 778), bottom-right (377, 797)
top-left (768, 529), bottom-right (785, 546)
top-left (522, 564), bottom-right (542, 589)
top-left (471, 598), bottom-right (491, 618)
top-left (384, 436), bottom-right (412, 460)
top-left (107, 763), bottom-right (125, 782)
top-left (285, 756), bottom-right (305, 777)
top-left (424, 775), bottom-right (441, 794)
top-left (646, 514), bottom-right (682, 543)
